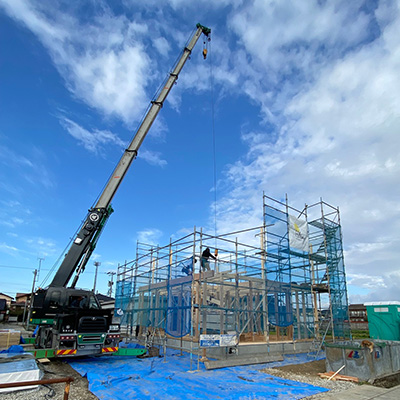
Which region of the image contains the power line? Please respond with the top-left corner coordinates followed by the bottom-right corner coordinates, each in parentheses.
top-left (0, 264), bottom-right (114, 274)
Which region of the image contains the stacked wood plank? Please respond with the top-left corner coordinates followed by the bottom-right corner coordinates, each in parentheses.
top-left (318, 371), bottom-right (359, 383)
top-left (0, 329), bottom-right (20, 348)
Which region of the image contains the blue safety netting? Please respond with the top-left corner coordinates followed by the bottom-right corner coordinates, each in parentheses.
top-left (165, 280), bottom-right (192, 337)
top-left (69, 352), bottom-right (328, 400)
top-left (267, 290), bottom-right (293, 327)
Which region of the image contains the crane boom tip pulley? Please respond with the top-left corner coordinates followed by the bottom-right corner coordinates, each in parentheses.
top-left (196, 23), bottom-right (211, 36)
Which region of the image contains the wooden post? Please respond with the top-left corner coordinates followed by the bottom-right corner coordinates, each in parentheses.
top-left (260, 227), bottom-right (268, 342)
top-left (249, 281), bottom-right (254, 341)
top-left (295, 290), bottom-right (301, 340)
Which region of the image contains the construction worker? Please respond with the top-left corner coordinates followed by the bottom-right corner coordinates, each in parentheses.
top-left (201, 247), bottom-right (216, 271)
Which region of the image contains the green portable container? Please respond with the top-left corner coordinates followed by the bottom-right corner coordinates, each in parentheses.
top-left (365, 301), bottom-right (400, 340)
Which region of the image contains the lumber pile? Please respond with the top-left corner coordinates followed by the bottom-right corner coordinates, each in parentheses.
top-left (318, 371), bottom-right (359, 383)
top-left (0, 330), bottom-right (20, 349)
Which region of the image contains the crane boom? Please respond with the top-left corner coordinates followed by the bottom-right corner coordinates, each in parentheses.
top-left (50, 23), bottom-right (211, 288)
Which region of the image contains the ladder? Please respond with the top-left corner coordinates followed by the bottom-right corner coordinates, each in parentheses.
top-left (308, 317), bottom-right (332, 359)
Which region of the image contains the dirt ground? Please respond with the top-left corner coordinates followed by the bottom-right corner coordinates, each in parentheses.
top-left (275, 359), bottom-right (326, 376)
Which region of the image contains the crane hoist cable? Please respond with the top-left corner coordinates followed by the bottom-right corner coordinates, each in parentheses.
top-left (207, 38), bottom-right (218, 244)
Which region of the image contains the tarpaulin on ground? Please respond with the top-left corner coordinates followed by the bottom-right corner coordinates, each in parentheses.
top-left (69, 351), bottom-right (328, 400)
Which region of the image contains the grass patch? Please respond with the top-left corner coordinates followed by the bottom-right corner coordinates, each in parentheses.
top-left (351, 329), bottom-right (370, 339)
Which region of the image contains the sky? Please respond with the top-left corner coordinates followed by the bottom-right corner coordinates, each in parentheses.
top-left (0, 0), bottom-right (399, 304)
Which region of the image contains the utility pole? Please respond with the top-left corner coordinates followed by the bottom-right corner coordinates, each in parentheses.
top-left (36, 257), bottom-right (45, 289)
top-left (93, 261), bottom-right (101, 293)
top-left (25, 269), bottom-right (38, 327)
top-left (107, 272), bottom-right (116, 297)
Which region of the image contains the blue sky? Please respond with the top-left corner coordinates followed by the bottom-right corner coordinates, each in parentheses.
top-left (0, 0), bottom-right (399, 303)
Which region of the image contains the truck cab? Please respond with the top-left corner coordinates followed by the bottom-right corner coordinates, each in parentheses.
top-left (31, 287), bottom-right (120, 356)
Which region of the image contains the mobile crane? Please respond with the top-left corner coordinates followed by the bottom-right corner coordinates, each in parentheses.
top-left (29, 23), bottom-right (211, 357)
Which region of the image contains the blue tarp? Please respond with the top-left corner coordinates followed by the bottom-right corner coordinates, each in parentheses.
top-left (69, 352), bottom-right (329, 400)
top-left (0, 345), bottom-right (24, 354)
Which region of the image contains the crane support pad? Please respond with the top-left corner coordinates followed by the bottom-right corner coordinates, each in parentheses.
top-left (27, 347), bottom-right (146, 358)
top-left (28, 349), bottom-right (56, 359)
top-left (114, 348), bottom-right (147, 356)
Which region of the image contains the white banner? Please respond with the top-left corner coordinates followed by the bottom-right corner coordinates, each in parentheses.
top-left (288, 215), bottom-right (309, 252)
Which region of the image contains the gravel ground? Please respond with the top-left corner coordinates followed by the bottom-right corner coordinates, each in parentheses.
top-left (262, 359), bottom-right (358, 399)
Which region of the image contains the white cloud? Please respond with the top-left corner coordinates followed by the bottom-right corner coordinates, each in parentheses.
top-left (25, 236), bottom-right (57, 258)
top-left (0, 145), bottom-right (33, 169)
top-left (138, 149), bottom-right (167, 167)
top-left (152, 37), bottom-right (170, 57)
top-left (137, 228), bottom-right (163, 245)
top-left (224, 0), bottom-right (378, 126)
top-left (0, 242), bottom-right (19, 255)
top-left (0, 0), bottom-right (155, 124)
top-left (212, 1), bottom-right (400, 301)
top-left (0, 144), bottom-right (55, 189)
top-left (60, 117), bottom-right (126, 154)
top-left (60, 117), bottom-right (168, 167)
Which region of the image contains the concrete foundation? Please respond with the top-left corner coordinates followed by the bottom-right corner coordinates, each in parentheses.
top-left (325, 339), bottom-right (400, 382)
top-left (157, 336), bottom-right (313, 359)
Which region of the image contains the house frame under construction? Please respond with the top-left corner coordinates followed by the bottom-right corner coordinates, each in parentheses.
top-left (115, 194), bottom-right (350, 359)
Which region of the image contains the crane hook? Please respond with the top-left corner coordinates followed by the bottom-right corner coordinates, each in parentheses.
top-left (202, 39), bottom-right (208, 60)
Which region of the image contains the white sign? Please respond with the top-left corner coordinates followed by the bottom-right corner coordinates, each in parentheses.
top-left (288, 215), bottom-right (309, 252)
top-left (200, 334), bottom-right (238, 348)
top-left (200, 334), bottom-right (220, 347)
top-left (220, 334), bottom-right (237, 347)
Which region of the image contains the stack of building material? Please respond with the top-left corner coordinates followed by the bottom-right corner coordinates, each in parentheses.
top-left (318, 371), bottom-right (359, 382)
top-left (0, 329), bottom-right (20, 349)
top-left (0, 353), bottom-right (42, 393)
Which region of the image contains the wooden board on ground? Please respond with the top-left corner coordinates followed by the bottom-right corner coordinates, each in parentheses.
top-left (318, 371), bottom-right (359, 383)
top-left (37, 358), bottom-right (51, 363)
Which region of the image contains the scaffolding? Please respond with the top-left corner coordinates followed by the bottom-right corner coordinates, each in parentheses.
top-left (114, 195), bottom-right (350, 358)
top-left (263, 195), bottom-right (351, 342)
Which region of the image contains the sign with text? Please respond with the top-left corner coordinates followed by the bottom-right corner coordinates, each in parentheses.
top-left (200, 334), bottom-right (220, 347)
top-left (199, 334), bottom-right (238, 348)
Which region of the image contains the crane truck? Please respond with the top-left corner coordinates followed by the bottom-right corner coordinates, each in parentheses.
top-left (29, 23), bottom-right (211, 358)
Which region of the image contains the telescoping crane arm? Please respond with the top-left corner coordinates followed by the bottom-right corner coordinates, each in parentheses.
top-left (50, 23), bottom-right (211, 288)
